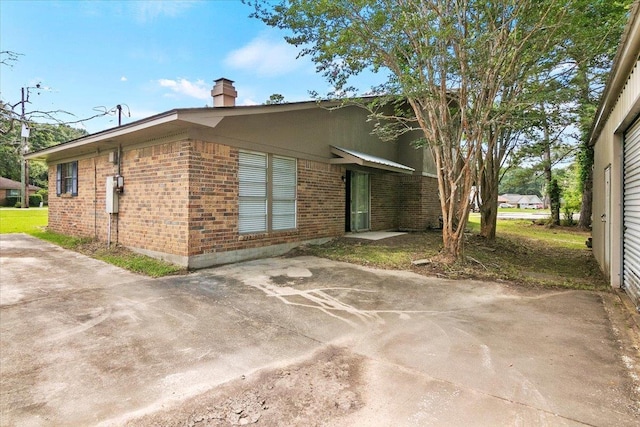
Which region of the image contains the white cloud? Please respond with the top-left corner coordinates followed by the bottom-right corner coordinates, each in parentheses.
top-left (224, 36), bottom-right (305, 77)
top-left (157, 78), bottom-right (210, 100)
top-left (120, 76), bottom-right (128, 82)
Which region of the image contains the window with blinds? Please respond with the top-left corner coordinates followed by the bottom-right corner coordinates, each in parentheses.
top-left (238, 151), bottom-right (296, 234)
top-left (56, 161), bottom-right (78, 196)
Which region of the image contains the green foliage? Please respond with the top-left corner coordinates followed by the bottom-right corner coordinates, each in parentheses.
top-left (557, 164), bottom-right (582, 225)
top-left (27, 122), bottom-right (88, 151)
top-left (499, 167), bottom-right (544, 196)
top-left (265, 93), bottom-right (286, 104)
top-left (566, 0), bottom-right (631, 227)
top-left (0, 121), bottom-right (87, 185)
top-left (28, 193), bottom-right (42, 207)
top-left (2, 194), bottom-right (45, 208)
top-left (0, 141), bottom-right (20, 181)
top-left (251, 0), bottom-right (571, 261)
top-left (37, 188), bottom-right (48, 205)
top-left (28, 160), bottom-right (49, 189)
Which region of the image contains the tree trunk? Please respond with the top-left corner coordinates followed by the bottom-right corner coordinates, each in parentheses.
top-left (441, 226), bottom-right (466, 262)
top-left (479, 137), bottom-right (499, 240)
top-left (577, 65), bottom-right (593, 230)
top-left (431, 140), bottom-right (474, 264)
top-left (539, 102), bottom-right (558, 224)
top-left (549, 178), bottom-right (561, 226)
top-left (578, 157), bottom-right (593, 229)
top-left (479, 185), bottom-right (498, 239)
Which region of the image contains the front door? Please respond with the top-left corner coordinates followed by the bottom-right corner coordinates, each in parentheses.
top-left (350, 171), bottom-right (370, 232)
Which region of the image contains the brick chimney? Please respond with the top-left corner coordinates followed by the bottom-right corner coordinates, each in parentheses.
top-left (211, 78), bottom-right (237, 107)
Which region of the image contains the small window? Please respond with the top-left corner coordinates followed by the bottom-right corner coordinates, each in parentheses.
top-left (56, 161), bottom-right (78, 196)
top-left (238, 151), bottom-right (296, 234)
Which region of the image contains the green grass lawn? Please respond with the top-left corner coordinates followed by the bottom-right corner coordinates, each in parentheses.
top-left (0, 207), bottom-right (48, 234)
top-left (0, 207), bottom-right (184, 277)
top-left (467, 216), bottom-right (586, 250)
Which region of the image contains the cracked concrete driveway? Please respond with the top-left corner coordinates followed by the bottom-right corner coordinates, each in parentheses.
top-left (1, 234), bottom-right (639, 426)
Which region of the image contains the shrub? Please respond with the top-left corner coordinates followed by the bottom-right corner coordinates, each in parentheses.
top-left (5, 194), bottom-right (44, 207)
top-left (37, 189), bottom-right (48, 205)
top-left (29, 194), bottom-right (43, 207)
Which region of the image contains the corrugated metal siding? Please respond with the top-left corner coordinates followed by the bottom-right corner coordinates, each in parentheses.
top-left (624, 119), bottom-right (640, 307)
top-left (593, 59), bottom-right (640, 287)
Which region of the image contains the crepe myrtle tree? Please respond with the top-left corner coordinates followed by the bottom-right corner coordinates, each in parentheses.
top-left (250, 0), bottom-right (568, 261)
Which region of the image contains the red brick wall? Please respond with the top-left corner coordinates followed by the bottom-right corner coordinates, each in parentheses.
top-left (297, 159), bottom-right (345, 239)
top-left (117, 141), bottom-right (191, 257)
top-left (47, 138), bottom-right (438, 265)
top-left (370, 173), bottom-right (399, 231)
top-left (186, 141), bottom-right (238, 256)
top-left (398, 175), bottom-right (440, 230)
top-left (187, 148), bottom-right (346, 256)
top-left (184, 141), bottom-right (349, 257)
top-left (48, 155), bottom-right (117, 240)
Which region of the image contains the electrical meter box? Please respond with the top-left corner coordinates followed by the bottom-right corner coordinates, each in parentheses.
top-left (106, 176), bottom-right (119, 213)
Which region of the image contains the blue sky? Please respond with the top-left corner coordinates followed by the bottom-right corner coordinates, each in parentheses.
top-left (1, 0), bottom-right (382, 134)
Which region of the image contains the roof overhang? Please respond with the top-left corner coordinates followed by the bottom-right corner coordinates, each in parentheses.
top-left (24, 101), bottom-right (342, 163)
top-left (329, 146), bottom-right (415, 174)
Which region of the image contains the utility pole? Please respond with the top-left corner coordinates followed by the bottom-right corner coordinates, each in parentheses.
top-left (18, 84), bottom-right (40, 209)
top-left (20, 87), bottom-right (29, 209)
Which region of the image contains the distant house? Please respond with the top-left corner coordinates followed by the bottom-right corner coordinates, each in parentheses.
top-left (518, 195), bottom-right (544, 209)
top-left (588, 2), bottom-right (640, 309)
top-left (25, 79), bottom-right (441, 269)
top-left (499, 194), bottom-right (543, 209)
top-left (0, 177), bottom-right (39, 206)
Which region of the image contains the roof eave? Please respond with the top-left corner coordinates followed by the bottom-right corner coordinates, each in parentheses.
top-left (25, 110), bottom-right (181, 161)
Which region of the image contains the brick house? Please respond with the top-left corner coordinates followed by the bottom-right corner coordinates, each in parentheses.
top-left (0, 176), bottom-right (40, 206)
top-left (26, 79), bottom-right (440, 268)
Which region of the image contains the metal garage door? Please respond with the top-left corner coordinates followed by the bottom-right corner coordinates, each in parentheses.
top-left (623, 119), bottom-right (640, 308)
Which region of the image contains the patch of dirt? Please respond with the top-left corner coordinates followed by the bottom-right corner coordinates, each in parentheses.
top-left (126, 346), bottom-right (364, 427)
top-left (75, 240), bottom-right (124, 256)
